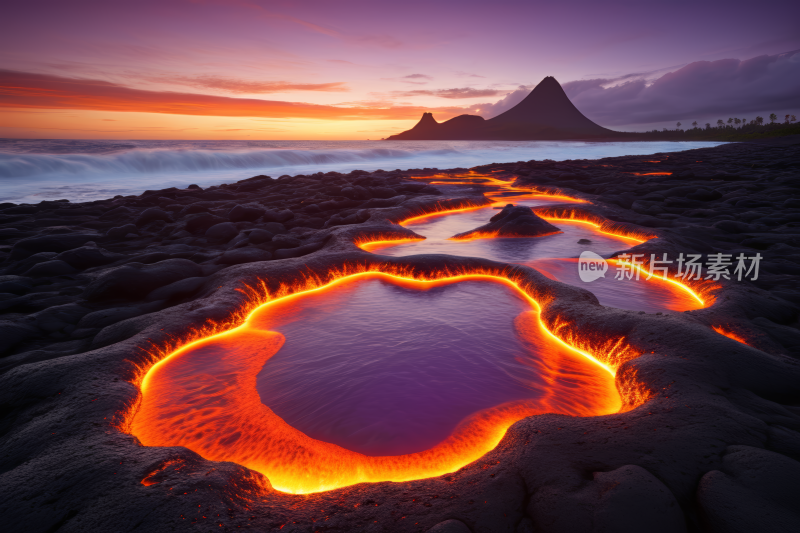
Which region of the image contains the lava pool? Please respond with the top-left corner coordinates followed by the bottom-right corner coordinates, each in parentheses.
top-left (132, 272), bottom-right (621, 494)
top-left (363, 202), bottom-right (705, 313)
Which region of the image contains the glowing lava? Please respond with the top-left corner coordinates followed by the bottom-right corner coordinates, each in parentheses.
top-left (356, 171), bottom-right (716, 312)
top-left (130, 266), bottom-right (635, 494)
top-left (712, 325), bottom-right (749, 345)
top-left (629, 172), bottom-right (673, 176)
top-left (360, 201), bottom-right (709, 313)
top-left (129, 170), bottom-right (712, 496)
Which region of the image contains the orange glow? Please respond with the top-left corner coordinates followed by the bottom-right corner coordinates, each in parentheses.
top-left (128, 171), bottom-right (686, 496)
top-left (0, 71), bottom-right (485, 140)
top-left (712, 325), bottom-right (749, 345)
top-left (493, 204), bottom-right (713, 308)
top-left (616, 366), bottom-right (653, 412)
top-left (141, 459), bottom-right (186, 486)
top-left (609, 259), bottom-right (711, 307)
top-left (352, 200), bottom-right (493, 250)
top-left (360, 178), bottom-right (711, 310)
top-left (408, 172), bottom-right (589, 205)
top-left (480, 174), bottom-right (588, 205)
top-left (0, 70), bottom-right (466, 122)
top-left (533, 207), bottom-right (654, 243)
top-left (629, 172), bottom-right (672, 176)
top-left (128, 263), bottom-right (645, 495)
top-left (357, 237), bottom-right (425, 251)
top-left (397, 200), bottom-right (491, 226)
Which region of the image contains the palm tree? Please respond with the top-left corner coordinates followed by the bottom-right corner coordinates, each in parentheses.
top-left (727, 118), bottom-right (733, 126)
top-left (676, 121), bottom-right (681, 129)
top-left (692, 121), bottom-right (698, 128)
top-left (716, 119), bottom-right (724, 128)
top-left (705, 123), bottom-right (711, 129)
top-left (786, 114), bottom-right (791, 123)
top-left (792, 115), bottom-right (797, 123)
top-left (734, 118), bottom-right (741, 127)
top-left (769, 113), bottom-right (777, 124)
top-left (756, 116), bottom-right (764, 125)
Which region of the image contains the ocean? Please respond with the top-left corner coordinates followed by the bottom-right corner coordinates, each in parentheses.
top-left (0, 139), bottom-right (725, 204)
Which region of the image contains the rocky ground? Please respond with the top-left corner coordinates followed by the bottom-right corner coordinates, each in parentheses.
top-left (1, 139), bottom-right (799, 532)
top-left (0, 171), bottom-right (441, 364)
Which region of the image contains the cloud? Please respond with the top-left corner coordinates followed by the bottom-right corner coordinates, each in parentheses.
top-left (393, 87), bottom-right (502, 99)
top-left (143, 75), bottom-right (349, 94)
top-left (474, 85), bottom-right (533, 118)
top-left (455, 71), bottom-right (486, 78)
top-left (353, 34), bottom-right (404, 49)
top-left (335, 99), bottom-right (398, 108)
top-left (381, 74), bottom-right (434, 85)
top-left (563, 50), bottom-right (800, 126)
top-left (0, 70), bottom-right (468, 121)
top-left (193, 0), bottom-right (408, 49)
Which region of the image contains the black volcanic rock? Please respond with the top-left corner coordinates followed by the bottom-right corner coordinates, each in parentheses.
top-left (452, 204), bottom-right (561, 239)
top-left (388, 76), bottom-right (619, 140)
top-left (10, 233), bottom-right (102, 260)
top-left (56, 246), bottom-right (121, 269)
top-left (83, 258), bottom-right (203, 300)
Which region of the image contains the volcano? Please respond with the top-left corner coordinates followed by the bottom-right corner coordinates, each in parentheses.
top-left (387, 76), bottom-right (621, 140)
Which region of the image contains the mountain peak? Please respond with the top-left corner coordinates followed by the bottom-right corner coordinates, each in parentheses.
top-left (387, 76), bottom-right (617, 140)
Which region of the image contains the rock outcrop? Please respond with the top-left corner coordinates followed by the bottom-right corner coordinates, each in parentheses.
top-left (451, 204), bottom-right (561, 239)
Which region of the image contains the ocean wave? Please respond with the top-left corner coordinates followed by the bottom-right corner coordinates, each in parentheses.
top-left (0, 140), bottom-right (726, 204)
top-left (0, 147), bottom-right (460, 179)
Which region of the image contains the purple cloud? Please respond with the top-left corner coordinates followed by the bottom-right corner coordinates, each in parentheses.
top-left (477, 85), bottom-right (532, 118)
top-left (564, 50), bottom-right (800, 126)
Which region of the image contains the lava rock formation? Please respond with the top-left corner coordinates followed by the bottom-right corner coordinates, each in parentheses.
top-left (452, 204), bottom-right (561, 239)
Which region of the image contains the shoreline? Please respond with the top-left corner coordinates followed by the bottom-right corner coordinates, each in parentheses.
top-left (0, 139), bottom-right (726, 205)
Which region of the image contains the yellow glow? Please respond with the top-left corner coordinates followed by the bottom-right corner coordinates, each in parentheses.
top-left (540, 216), bottom-right (646, 243)
top-left (610, 259), bottom-right (706, 306)
top-left (0, 109), bottom-right (424, 140)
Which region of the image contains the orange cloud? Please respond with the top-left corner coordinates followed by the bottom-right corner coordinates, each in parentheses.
top-left (142, 74), bottom-right (349, 94)
top-left (0, 70), bottom-right (466, 121)
top-left (393, 87), bottom-right (503, 99)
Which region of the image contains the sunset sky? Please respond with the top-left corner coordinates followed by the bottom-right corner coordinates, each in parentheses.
top-left (2, 0), bottom-right (799, 139)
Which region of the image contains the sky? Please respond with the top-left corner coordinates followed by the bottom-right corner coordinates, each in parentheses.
top-left (1, 0), bottom-right (799, 139)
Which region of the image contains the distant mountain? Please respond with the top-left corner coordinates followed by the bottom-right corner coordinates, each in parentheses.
top-left (387, 76), bottom-right (622, 140)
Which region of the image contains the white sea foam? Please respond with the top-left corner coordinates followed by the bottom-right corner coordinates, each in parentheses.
top-left (0, 139), bottom-right (724, 203)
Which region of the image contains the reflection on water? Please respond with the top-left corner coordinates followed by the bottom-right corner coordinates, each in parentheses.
top-left (366, 201), bottom-right (702, 313)
top-left (255, 278), bottom-right (615, 456)
top-left (528, 258), bottom-right (700, 313)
